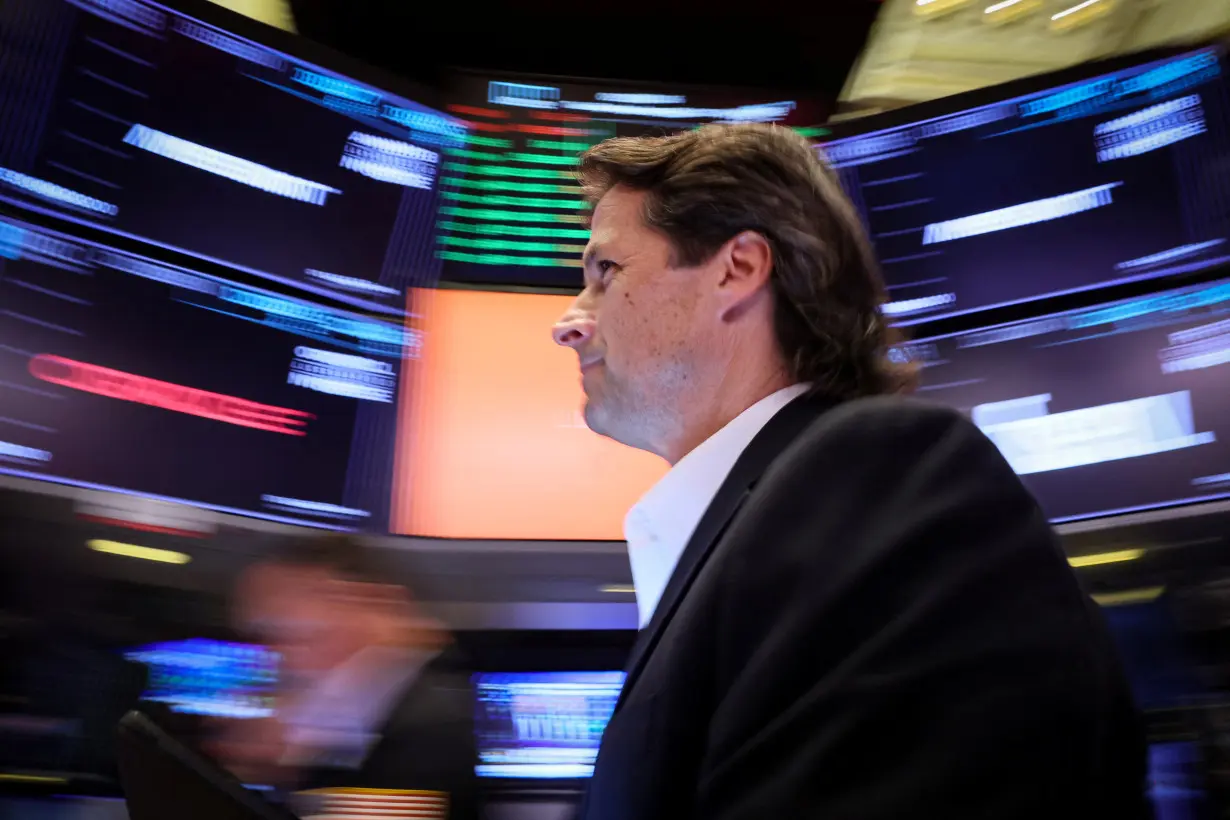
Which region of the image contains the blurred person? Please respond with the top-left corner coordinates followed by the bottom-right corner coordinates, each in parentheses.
top-left (551, 123), bottom-right (1150, 820)
top-left (213, 536), bottom-right (478, 820)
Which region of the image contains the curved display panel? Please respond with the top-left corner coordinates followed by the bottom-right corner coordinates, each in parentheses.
top-left (905, 279), bottom-right (1230, 521)
top-left (0, 0), bottom-right (461, 310)
top-left (823, 47), bottom-right (1230, 324)
top-left (0, 215), bottom-right (404, 528)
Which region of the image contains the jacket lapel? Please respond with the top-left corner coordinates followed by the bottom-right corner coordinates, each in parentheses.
top-left (616, 394), bottom-right (834, 710)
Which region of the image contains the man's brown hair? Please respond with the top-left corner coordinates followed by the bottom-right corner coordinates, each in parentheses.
top-left (577, 123), bottom-right (915, 399)
top-left (268, 534), bottom-right (389, 586)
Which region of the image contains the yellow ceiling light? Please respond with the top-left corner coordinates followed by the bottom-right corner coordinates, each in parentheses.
top-left (1067, 548), bottom-right (1146, 568)
top-left (0, 773), bottom-right (68, 784)
top-left (87, 539), bottom-right (191, 565)
top-left (599, 584), bottom-right (636, 595)
top-left (1092, 586), bottom-right (1165, 607)
top-left (1050, 0), bottom-right (1115, 32)
top-left (914, 0), bottom-right (974, 18)
top-left (984, 0), bottom-right (1041, 24)
top-left (205, 0), bottom-right (296, 32)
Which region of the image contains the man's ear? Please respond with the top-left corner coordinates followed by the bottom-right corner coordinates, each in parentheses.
top-left (716, 231), bottom-right (773, 322)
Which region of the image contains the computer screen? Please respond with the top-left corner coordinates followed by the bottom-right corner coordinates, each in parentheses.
top-left (902, 278), bottom-right (1230, 522)
top-left (1100, 598), bottom-right (1210, 817)
top-left (0, 214), bottom-right (407, 528)
top-left (473, 671), bottom-right (625, 779)
top-left (1148, 742), bottom-right (1208, 820)
top-left (437, 72), bottom-right (827, 287)
top-left (823, 46), bottom-right (1230, 324)
top-left (391, 287), bottom-right (666, 540)
top-left (125, 638), bottom-right (278, 719)
top-left (0, 0), bottom-right (463, 310)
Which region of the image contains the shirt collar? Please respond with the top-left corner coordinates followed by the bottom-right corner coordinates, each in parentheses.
top-left (623, 383), bottom-right (811, 628)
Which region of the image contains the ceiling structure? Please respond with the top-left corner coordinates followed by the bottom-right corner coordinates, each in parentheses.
top-left (841, 0), bottom-right (1230, 114)
top-left (284, 0), bottom-right (884, 97)
top-left (204, 0), bottom-right (298, 31)
top-left (223, 0), bottom-right (1229, 123)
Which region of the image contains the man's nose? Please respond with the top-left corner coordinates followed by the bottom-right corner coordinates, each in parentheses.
top-left (552, 305), bottom-right (595, 349)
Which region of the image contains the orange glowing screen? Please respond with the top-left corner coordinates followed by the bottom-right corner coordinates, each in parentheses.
top-left (391, 288), bottom-right (667, 540)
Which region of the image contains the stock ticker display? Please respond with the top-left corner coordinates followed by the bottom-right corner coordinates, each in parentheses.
top-left (0, 0), bottom-right (462, 310)
top-left (904, 279), bottom-right (1230, 522)
top-left (823, 47), bottom-right (1230, 324)
top-left (0, 214), bottom-right (407, 528)
top-left (474, 672), bottom-right (625, 779)
top-left (437, 74), bottom-right (826, 287)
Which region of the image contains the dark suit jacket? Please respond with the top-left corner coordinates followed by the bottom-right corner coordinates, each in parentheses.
top-left (583, 395), bottom-right (1151, 820)
top-left (302, 647), bottom-right (480, 820)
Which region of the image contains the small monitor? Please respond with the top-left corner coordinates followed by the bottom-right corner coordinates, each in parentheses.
top-left (473, 671), bottom-right (625, 779)
top-left (1148, 741), bottom-right (1208, 819)
top-left (126, 639), bottom-right (278, 719)
top-left (1100, 598), bottom-right (1210, 818)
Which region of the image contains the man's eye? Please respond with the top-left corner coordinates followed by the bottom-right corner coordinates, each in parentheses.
top-left (597, 260), bottom-right (616, 278)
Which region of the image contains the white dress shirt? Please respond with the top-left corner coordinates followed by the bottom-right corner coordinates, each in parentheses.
top-left (623, 383), bottom-right (812, 628)
top-left (279, 646), bottom-right (437, 770)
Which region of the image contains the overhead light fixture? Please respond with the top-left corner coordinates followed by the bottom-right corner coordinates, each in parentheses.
top-left (1051, 0), bottom-right (1099, 19)
top-left (1067, 548), bottom-right (1145, 568)
top-left (914, 0), bottom-right (973, 17)
top-left (1092, 586), bottom-right (1165, 606)
top-left (599, 584), bottom-right (636, 595)
top-left (983, 0), bottom-right (1040, 23)
top-left (0, 773), bottom-right (68, 784)
top-left (87, 539), bottom-right (191, 565)
top-left (1050, 0), bottom-right (1113, 31)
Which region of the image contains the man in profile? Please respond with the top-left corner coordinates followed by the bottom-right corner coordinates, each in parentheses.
top-left (212, 536), bottom-right (478, 820)
top-left (551, 123), bottom-right (1150, 819)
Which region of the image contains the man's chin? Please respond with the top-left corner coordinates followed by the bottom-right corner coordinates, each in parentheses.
top-left (584, 403), bottom-right (640, 451)
top-left (581, 401), bottom-right (603, 436)
top-left (583, 401), bottom-right (623, 441)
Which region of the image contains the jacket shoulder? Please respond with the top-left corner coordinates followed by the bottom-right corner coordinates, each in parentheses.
top-left (810, 394), bottom-right (977, 437)
top-left (784, 394), bottom-right (996, 472)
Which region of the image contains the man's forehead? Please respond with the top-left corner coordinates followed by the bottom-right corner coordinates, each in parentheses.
top-left (593, 185), bottom-right (644, 223)
top-left (587, 190), bottom-right (643, 250)
top-left (238, 563), bottom-right (325, 605)
top-left (583, 219), bottom-right (615, 265)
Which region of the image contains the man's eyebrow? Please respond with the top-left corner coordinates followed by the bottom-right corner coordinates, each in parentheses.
top-left (582, 244), bottom-right (603, 268)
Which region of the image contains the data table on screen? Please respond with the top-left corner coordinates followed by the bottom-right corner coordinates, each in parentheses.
top-left (474, 672), bottom-right (625, 780)
top-left (436, 74), bottom-right (827, 287)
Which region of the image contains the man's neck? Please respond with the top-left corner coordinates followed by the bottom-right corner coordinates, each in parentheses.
top-left (661, 372), bottom-right (797, 465)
